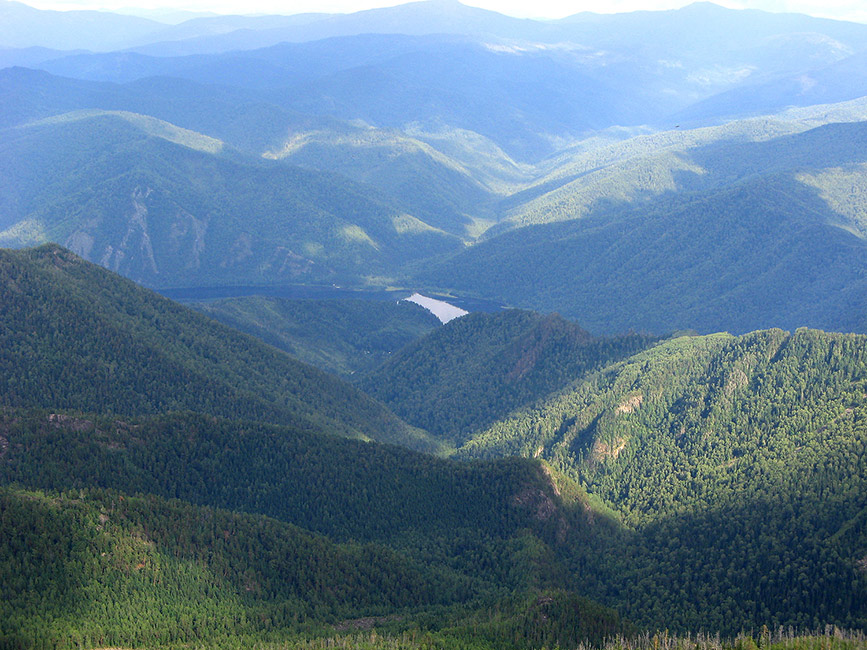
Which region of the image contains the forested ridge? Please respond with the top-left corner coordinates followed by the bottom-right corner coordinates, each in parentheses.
top-left (0, 409), bottom-right (592, 549)
top-left (0, 110), bottom-right (462, 287)
top-left (0, 481), bottom-right (621, 649)
top-left (0, 246), bottom-right (630, 647)
top-left (5, 64), bottom-right (867, 336)
top-left (0, 483), bottom-right (636, 650)
top-left (0, 408), bottom-right (629, 648)
top-left (362, 310), bottom-right (659, 444)
top-left (0, 486), bottom-right (469, 648)
top-left (0, 244), bottom-right (439, 452)
top-left (459, 329), bottom-right (867, 632)
top-left (194, 295), bottom-right (440, 379)
top-left (417, 172), bottom-right (867, 336)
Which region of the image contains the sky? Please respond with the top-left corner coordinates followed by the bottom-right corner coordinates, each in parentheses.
top-left (19, 0), bottom-right (867, 25)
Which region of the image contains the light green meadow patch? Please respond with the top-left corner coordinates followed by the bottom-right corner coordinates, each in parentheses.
top-left (0, 219), bottom-right (48, 247)
top-left (340, 225), bottom-right (379, 249)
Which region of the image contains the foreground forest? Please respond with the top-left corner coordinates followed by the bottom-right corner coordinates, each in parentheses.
top-left (0, 245), bottom-right (866, 649)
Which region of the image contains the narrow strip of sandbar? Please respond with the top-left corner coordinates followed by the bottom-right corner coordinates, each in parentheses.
top-left (402, 293), bottom-right (469, 324)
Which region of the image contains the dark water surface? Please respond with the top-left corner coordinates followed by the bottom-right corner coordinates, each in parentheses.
top-left (158, 285), bottom-right (507, 313)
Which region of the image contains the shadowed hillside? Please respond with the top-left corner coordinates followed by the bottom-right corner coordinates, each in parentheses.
top-left (0, 244), bottom-right (439, 451)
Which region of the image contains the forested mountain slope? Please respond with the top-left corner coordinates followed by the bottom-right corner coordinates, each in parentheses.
top-left (0, 241), bottom-right (634, 648)
top-left (5, 1), bottom-right (867, 643)
top-left (6, 59), bottom-right (867, 331)
top-left (0, 485), bottom-right (470, 648)
top-left (265, 124), bottom-right (507, 237)
top-left (0, 67), bottom-right (516, 237)
top-left (0, 408), bottom-right (622, 648)
top-left (0, 409), bottom-right (600, 550)
top-left (3, 242), bottom-right (867, 640)
top-left (0, 244), bottom-right (438, 451)
top-left (421, 169), bottom-right (867, 335)
top-left (361, 310), bottom-right (659, 444)
top-left (496, 116), bottom-right (867, 232)
top-left (194, 296), bottom-right (440, 378)
top-left (458, 328), bottom-right (867, 631)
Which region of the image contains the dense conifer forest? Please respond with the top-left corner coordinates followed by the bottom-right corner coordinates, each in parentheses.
top-left (194, 296), bottom-right (440, 378)
top-left (0, 245), bottom-right (440, 453)
top-left (1, 246), bottom-right (867, 648)
top-left (361, 310), bottom-right (659, 444)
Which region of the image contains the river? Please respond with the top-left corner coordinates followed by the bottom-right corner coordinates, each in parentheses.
top-left (158, 285), bottom-right (507, 314)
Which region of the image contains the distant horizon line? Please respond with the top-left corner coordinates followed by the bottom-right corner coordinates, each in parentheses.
top-left (8, 0), bottom-right (867, 26)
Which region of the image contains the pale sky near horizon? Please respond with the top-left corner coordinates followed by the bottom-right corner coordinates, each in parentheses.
top-left (18, 0), bottom-right (867, 25)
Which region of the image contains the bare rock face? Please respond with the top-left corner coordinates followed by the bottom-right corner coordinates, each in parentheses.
top-left (168, 208), bottom-right (208, 271)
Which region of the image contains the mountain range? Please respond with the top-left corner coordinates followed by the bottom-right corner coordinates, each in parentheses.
top-left (4, 1), bottom-right (867, 334)
top-left (4, 0), bottom-right (867, 646)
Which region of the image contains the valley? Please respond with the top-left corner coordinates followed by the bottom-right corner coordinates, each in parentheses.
top-left (2, 0), bottom-right (867, 647)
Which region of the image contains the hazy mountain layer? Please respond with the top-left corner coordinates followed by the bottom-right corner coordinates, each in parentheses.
top-left (496, 113), bottom-right (867, 231)
top-left (0, 0), bottom-right (164, 51)
top-left (0, 111), bottom-right (461, 288)
top-left (266, 124), bottom-right (503, 236)
top-left (419, 120), bottom-right (867, 335)
top-left (8, 2), bottom-right (866, 145)
top-left (676, 50), bottom-right (867, 125)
